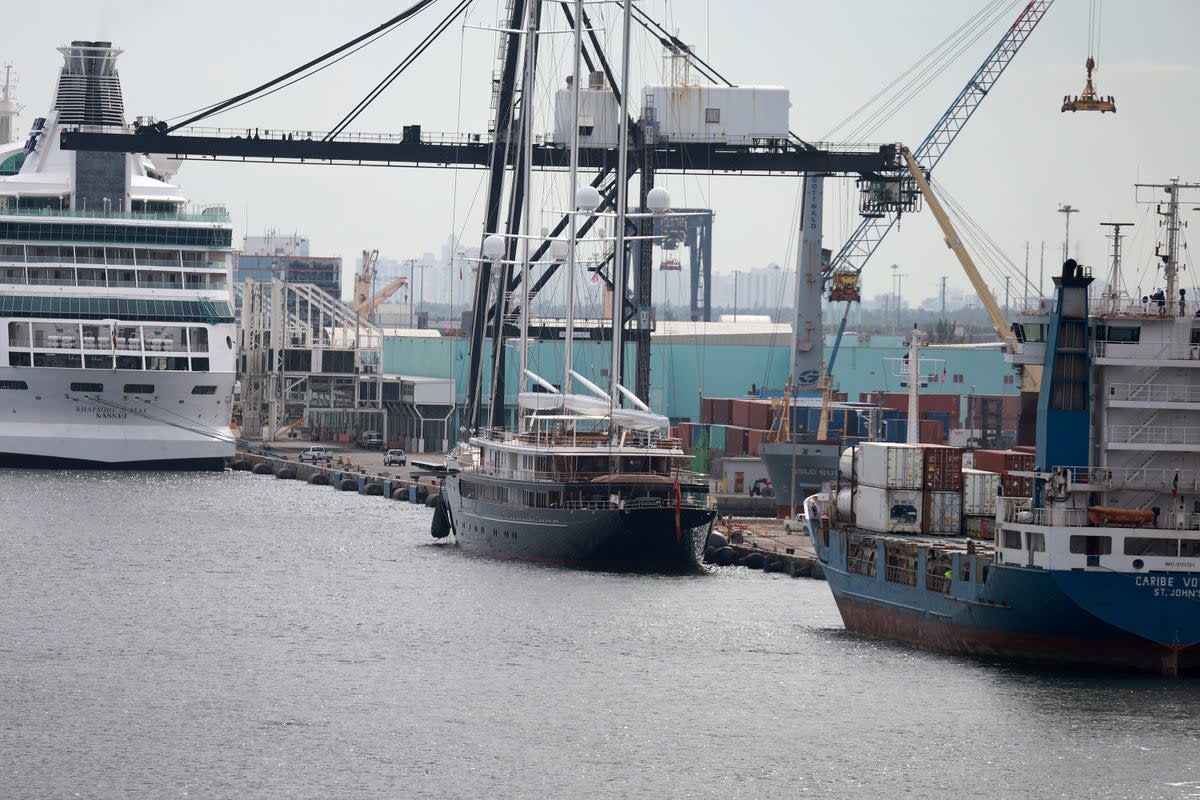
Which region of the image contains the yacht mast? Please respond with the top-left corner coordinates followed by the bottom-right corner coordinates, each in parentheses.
top-left (608, 0), bottom-right (634, 409)
top-left (563, 0), bottom-right (583, 387)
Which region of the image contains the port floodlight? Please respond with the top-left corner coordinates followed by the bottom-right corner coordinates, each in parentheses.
top-left (575, 185), bottom-right (602, 212)
top-left (549, 237), bottom-right (571, 261)
top-left (646, 186), bottom-right (671, 213)
top-left (482, 234), bottom-right (506, 260)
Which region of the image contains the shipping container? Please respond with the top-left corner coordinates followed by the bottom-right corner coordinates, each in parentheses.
top-left (962, 468), bottom-right (1000, 515)
top-left (707, 423), bottom-right (726, 451)
top-left (924, 410), bottom-right (952, 437)
top-left (712, 399), bottom-right (734, 426)
top-left (700, 397), bottom-right (716, 424)
top-left (972, 449), bottom-right (1035, 474)
top-left (1002, 474), bottom-right (1034, 498)
top-left (731, 399), bottom-right (751, 428)
top-left (747, 400), bottom-right (772, 431)
top-left (964, 515), bottom-right (997, 540)
top-left (918, 419), bottom-right (945, 445)
top-left (676, 422), bottom-right (692, 449)
top-left (854, 485), bottom-right (924, 533)
top-left (857, 442), bottom-right (923, 489)
top-left (922, 445), bottom-right (964, 491)
top-left (724, 425), bottom-right (748, 456)
top-left (747, 428), bottom-right (766, 456)
top-left (860, 392), bottom-right (961, 425)
top-left (923, 490), bottom-right (963, 535)
top-left (883, 419), bottom-right (907, 443)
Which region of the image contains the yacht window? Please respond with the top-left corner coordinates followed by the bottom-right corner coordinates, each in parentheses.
top-left (1027, 532), bottom-right (1046, 552)
top-left (1123, 537), bottom-right (1178, 557)
top-left (1181, 540), bottom-right (1200, 558)
top-left (1069, 535), bottom-right (1112, 555)
top-left (8, 352), bottom-right (31, 367)
top-left (70, 382), bottom-right (104, 392)
top-left (191, 385), bottom-right (217, 395)
top-left (1002, 530), bottom-right (1021, 549)
top-left (123, 384), bottom-right (155, 394)
top-left (0, 380), bottom-right (28, 390)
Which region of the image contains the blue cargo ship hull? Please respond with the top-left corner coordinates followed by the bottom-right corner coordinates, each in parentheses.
top-left (810, 523), bottom-right (1200, 676)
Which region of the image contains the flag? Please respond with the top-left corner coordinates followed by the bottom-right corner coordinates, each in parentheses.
top-left (673, 476), bottom-right (683, 541)
top-left (940, 370), bottom-right (948, 384)
top-left (1172, 470), bottom-right (1180, 498)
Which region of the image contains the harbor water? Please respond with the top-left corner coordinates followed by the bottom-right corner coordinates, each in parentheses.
top-left (2, 469), bottom-right (1198, 799)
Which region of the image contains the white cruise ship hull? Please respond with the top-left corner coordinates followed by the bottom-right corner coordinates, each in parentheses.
top-left (0, 365), bottom-right (235, 468)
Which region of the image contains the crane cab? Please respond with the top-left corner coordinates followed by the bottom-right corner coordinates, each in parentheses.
top-left (1062, 57), bottom-right (1116, 113)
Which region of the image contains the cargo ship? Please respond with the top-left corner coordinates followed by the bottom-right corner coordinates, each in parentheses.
top-left (804, 195), bottom-right (1200, 675)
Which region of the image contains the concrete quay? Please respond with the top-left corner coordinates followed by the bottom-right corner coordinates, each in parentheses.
top-left (229, 441), bottom-right (443, 504)
top-left (706, 517), bottom-right (824, 579)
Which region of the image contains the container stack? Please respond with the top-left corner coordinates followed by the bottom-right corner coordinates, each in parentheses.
top-left (921, 444), bottom-right (964, 534)
top-left (852, 442), bottom-right (924, 533)
top-left (972, 449), bottom-right (1035, 497)
top-left (962, 467), bottom-right (1001, 539)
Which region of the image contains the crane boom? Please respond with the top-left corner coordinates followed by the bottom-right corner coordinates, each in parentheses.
top-left (899, 146), bottom-right (1041, 391)
top-left (824, 0), bottom-right (1054, 281)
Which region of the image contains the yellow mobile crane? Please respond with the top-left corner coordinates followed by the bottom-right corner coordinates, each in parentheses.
top-left (351, 249), bottom-right (409, 322)
top-left (899, 146), bottom-right (1041, 392)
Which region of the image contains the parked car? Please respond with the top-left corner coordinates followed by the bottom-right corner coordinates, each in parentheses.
top-left (298, 446), bottom-right (333, 462)
top-left (359, 431), bottom-right (385, 450)
top-left (383, 449), bottom-right (407, 467)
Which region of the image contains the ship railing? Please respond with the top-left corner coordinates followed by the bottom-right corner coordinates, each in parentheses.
top-left (846, 556), bottom-right (877, 578)
top-left (1004, 504), bottom-right (1089, 527)
top-left (1094, 341), bottom-right (1200, 361)
top-left (1054, 464), bottom-right (1200, 492)
top-left (924, 573), bottom-right (952, 594)
top-left (884, 563), bottom-right (918, 587)
top-left (1107, 425), bottom-right (1200, 447)
top-left (0, 206), bottom-right (231, 223)
top-left (1108, 382), bottom-right (1200, 404)
top-left (471, 464), bottom-right (709, 485)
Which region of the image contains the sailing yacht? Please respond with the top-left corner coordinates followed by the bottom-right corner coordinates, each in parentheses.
top-left (438, 2), bottom-right (715, 569)
top-left (0, 42), bottom-right (237, 469)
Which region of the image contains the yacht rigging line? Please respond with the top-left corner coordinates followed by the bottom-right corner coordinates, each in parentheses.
top-left (327, 0), bottom-right (474, 140)
top-left (164, 0), bottom-right (441, 133)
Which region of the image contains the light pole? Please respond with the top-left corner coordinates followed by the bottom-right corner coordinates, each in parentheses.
top-left (732, 269), bottom-right (740, 321)
top-left (1058, 204), bottom-right (1079, 264)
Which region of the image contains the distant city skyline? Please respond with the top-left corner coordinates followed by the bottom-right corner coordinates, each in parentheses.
top-left (5, 1), bottom-right (1198, 312)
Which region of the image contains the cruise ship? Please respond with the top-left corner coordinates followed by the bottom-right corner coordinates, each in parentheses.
top-left (0, 41), bottom-right (237, 469)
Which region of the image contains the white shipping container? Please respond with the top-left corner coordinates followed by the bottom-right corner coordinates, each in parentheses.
top-left (924, 490), bottom-right (962, 535)
top-left (857, 442), bottom-right (924, 489)
top-left (962, 468), bottom-right (1001, 516)
top-left (854, 485), bottom-right (923, 533)
top-left (642, 84), bottom-right (790, 144)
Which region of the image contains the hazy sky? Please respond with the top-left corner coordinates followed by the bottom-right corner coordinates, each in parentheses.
top-left (5, 0), bottom-right (1199, 310)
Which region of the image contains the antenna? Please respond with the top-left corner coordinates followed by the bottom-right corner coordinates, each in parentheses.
top-left (1058, 204), bottom-right (1079, 264)
top-left (1099, 222), bottom-right (1134, 312)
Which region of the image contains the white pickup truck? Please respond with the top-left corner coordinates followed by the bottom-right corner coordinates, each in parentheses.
top-left (297, 446), bottom-right (333, 462)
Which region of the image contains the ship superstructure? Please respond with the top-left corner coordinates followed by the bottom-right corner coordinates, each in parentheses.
top-left (0, 42), bottom-right (236, 469)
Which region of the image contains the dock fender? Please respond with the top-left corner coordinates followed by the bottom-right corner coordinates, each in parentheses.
top-left (705, 531), bottom-right (729, 552)
top-left (415, 486), bottom-right (429, 504)
top-left (275, 467), bottom-right (296, 480)
top-left (337, 478), bottom-right (357, 491)
top-left (360, 482), bottom-right (384, 496)
top-left (230, 460), bottom-right (252, 471)
top-left (430, 494), bottom-right (452, 538)
top-left (708, 546), bottom-right (737, 566)
top-left (251, 462), bottom-right (273, 475)
top-left (308, 473), bottom-right (330, 486)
